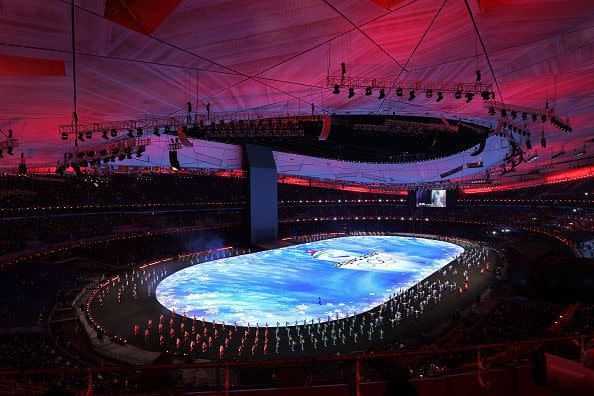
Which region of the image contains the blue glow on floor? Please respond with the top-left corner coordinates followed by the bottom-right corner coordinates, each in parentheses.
top-left (156, 235), bottom-right (464, 326)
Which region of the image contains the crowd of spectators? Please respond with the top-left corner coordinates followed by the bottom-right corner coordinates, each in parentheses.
top-left (0, 172), bottom-right (246, 209)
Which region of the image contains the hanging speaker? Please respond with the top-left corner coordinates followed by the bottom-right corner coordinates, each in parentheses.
top-left (169, 150), bottom-right (181, 170)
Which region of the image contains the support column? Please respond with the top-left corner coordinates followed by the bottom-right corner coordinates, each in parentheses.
top-left (244, 143), bottom-right (278, 245)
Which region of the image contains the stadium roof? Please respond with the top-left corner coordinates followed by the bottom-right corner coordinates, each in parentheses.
top-left (0, 0), bottom-right (593, 175)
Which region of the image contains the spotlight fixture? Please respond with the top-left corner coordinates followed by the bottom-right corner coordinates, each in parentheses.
top-left (348, 87), bottom-right (355, 98)
top-left (77, 132), bottom-right (84, 141)
top-left (136, 145), bottom-right (146, 157)
top-left (481, 91), bottom-right (491, 101)
top-left (118, 154), bottom-right (126, 161)
top-left (365, 86), bottom-right (372, 96)
top-left (541, 115), bottom-right (547, 122)
top-left (511, 110), bottom-right (517, 119)
top-left (488, 106), bottom-right (495, 115)
top-left (454, 91), bottom-right (462, 99)
top-left (408, 90), bottom-right (416, 101)
top-left (378, 89), bottom-right (386, 100)
top-left (396, 88), bottom-right (403, 96)
top-left (531, 114), bottom-right (537, 122)
top-left (136, 127), bottom-right (143, 137)
top-left (436, 92), bottom-right (444, 102)
top-left (332, 85), bottom-right (340, 94)
top-left (61, 132), bottom-right (68, 141)
top-left (6, 147), bottom-right (13, 155)
top-left (110, 129), bottom-right (118, 138)
top-left (127, 129), bottom-right (134, 138)
top-left (500, 109), bottom-right (507, 117)
top-left (522, 112), bottom-right (527, 120)
top-left (102, 130), bottom-right (108, 140)
top-left (153, 127), bottom-right (160, 136)
top-left (85, 131), bottom-right (92, 139)
top-left (426, 89), bottom-right (433, 99)
top-left (465, 92), bottom-right (474, 103)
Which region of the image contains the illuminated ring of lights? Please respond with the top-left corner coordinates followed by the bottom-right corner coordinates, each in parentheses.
top-left (365, 257), bottom-right (398, 266)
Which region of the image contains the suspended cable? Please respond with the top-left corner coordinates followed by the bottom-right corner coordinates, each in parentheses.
top-left (321, 0), bottom-right (406, 71)
top-left (375, 0), bottom-right (448, 114)
top-left (70, 0), bottom-right (78, 136)
top-left (463, 0), bottom-right (504, 105)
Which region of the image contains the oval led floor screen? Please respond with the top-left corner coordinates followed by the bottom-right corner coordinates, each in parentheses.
top-left (156, 235), bottom-right (464, 326)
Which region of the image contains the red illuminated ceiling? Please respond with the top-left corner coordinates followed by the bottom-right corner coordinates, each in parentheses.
top-left (0, 0), bottom-right (591, 179)
top-left (104, 0), bottom-right (183, 35)
top-left (371, 0), bottom-right (407, 9)
top-left (0, 55), bottom-right (65, 76)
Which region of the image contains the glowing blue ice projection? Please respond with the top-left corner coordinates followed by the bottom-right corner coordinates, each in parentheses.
top-left (156, 235), bottom-right (464, 326)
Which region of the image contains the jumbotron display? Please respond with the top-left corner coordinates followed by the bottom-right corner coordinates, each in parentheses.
top-left (416, 189), bottom-right (448, 207)
top-left (156, 235), bottom-right (464, 325)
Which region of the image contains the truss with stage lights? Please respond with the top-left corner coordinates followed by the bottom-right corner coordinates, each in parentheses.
top-left (0, 129), bottom-right (18, 158)
top-left (63, 137), bottom-right (151, 167)
top-left (0, 137), bottom-right (18, 158)
top-left (58, 113), bottom-right (325, 139)
top-left (483, 100), bottom-right (572, 132)
top-left (353, 118), bottom-right (461, 136)
top-left (327, 76), bottom-right (494, 99)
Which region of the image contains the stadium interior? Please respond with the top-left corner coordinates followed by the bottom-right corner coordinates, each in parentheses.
top-left (0, 1), bottom-right (593, 395)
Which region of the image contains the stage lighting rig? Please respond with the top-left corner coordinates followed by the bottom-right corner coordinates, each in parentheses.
top-left (455, 90), bottom-right (462, 99)
top-left (436, 92), bottom-right (444, 102)
top-left (396, 87), bottom-right (403, 96)
top-left (365, 86), bottom-right (372, 96)
top-left (348, 88), bottom-right (355, 98)
top-left (408, 90), bottom-right (416, 101)
top-left (484, 100), bottom-right (572, 132)
top-left (465, 92), bottom-right (474, 103)
top-left (333, 85), bottom-right (340, 94)
top-left (378, 89), bottom-right (386, 100)
top-left (102, 130), bottom-right (108, 140)
top-left (426, 89), bottom-right (433, 99)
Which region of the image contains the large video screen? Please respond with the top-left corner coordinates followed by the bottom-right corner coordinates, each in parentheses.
top-left (416, 189), bottom-right (447, 207)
